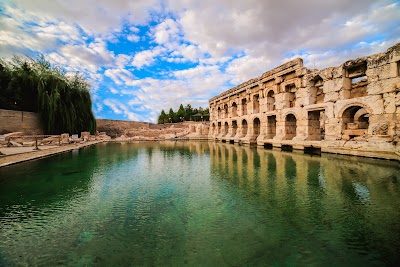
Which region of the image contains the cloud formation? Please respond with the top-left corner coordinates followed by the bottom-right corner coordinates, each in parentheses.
top-left (1, 0), bottom-right (399, 122)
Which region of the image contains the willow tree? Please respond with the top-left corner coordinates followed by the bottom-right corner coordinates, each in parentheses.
top-left (0, 55), bottom-right (96, 134)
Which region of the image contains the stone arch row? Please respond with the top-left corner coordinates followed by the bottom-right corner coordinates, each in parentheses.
top-left (211, 104), bottom-right (371, 141)
top-left (215, 89), bottom-right (277, 119)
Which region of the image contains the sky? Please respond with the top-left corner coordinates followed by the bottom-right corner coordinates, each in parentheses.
top-left (0, 0), bottom-right (399, 123)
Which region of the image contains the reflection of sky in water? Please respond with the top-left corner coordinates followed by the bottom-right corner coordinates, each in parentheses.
top-left (353, 183), bottom-right (371, 204)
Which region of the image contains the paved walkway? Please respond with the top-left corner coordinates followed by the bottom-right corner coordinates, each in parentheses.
top-left (0, 141), bottom-right (103, 168)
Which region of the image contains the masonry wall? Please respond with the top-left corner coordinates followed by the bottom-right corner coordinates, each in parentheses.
top-left (0, 109), bottom-right (43, 134)
top-left (96, 119), bottom-right (150, 130)
top-left (208, 43), bottom-right (400, 160)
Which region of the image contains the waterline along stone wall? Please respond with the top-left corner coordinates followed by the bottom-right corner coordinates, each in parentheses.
top-left (208, 43), bottom-right (400, 160)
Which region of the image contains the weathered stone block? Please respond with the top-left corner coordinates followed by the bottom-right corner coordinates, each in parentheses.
top-left (383, 92), bottom-right (396, 114)
top-left (324, 92), bottom-right (339, 103)
top-left (323, 80), bottom-right (340, 93)
top-left (366, 64), bottom-right (391, 80)
top-left (367, 78), bottom-right (399, 95)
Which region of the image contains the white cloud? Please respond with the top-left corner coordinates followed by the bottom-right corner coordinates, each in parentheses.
top-left (152, 18), bottom-right (181, 45)
top-left (104, 68), bottom-right (135, 85)
top-left (11, 0), bottom-right (161, 35)
top-left (109, 87), bottom-right (119, 94)
top-left (127, 34), bottom-right (140, 42)
top-left (103, 98), bottom-right (140, 121)
top-left (226, 56), bottom-right (272, 84)
top-left (131, 47), bottom-right (165, 69)
top-left (1, 0), bottom-right (399, 124)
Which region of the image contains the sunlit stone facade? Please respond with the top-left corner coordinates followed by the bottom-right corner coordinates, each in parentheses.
top-left (208, 43), bottom-right (400, 160)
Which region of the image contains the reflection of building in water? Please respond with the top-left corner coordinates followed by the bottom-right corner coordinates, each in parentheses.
top-left (208, 43), bottom-right (400, 160)
top-left (209, 142), bottom-right (399, 213)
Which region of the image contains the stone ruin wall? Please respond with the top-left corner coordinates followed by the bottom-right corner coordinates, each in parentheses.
top-left (0, 109), bottom-right (43, 134)
top-left (208, 43), bottom-right (400, 160)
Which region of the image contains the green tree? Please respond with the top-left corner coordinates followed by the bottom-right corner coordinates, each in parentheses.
top-left (158, 109), bottom-right (167, 124)
top-left (176, 103), bottom-right (186, 122)
top-left (168, 108), bottom-right (175, 123)
top-left (0, 55), bottom-right (96, 134)
top-left (184, 104), bottom-right (193, 120)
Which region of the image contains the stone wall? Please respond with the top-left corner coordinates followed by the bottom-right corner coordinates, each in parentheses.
top-left (0, 109), bottom-right (43, 134)
top-left (96, 119), bottom-right (150, 130)
top-left (208, 43), bottom-right (400, 160)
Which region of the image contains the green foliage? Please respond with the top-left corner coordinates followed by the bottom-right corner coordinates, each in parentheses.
top-left (158, 109), bottom-right (167, 124)
top-left (157, 103), bottom-right (210, 124)
top-left (0, 55), bottom-right (96, 134)
top-left (168, 108), bottom-right (176, 123)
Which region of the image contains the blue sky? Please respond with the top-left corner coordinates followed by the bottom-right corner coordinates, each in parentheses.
top-left (1, 0), bottom-right (399, 123)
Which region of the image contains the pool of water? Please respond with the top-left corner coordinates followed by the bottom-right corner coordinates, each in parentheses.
top-left (0, 142), bottom-right (399, 266)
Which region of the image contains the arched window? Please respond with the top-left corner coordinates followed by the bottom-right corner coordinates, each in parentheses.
top-left (253, 118), bottom-right (260, 137)
top-left (242, 98), bottom-right (247, 115)
top-left (267, 90), bottom-right (275, 111)
top-left (232, 102), bottom-right (237, 117)
top-left (241, 119), bottom-right (248, 137)
top-left (285, 114), bottom-right (297, 140)
top-left (253, 94), bottom-right (260, 113)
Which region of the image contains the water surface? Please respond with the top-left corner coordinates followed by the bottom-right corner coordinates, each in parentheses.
top-left (0, 142), bottom-right (399, 266)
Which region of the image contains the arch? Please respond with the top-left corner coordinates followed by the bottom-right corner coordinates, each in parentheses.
top-left (253, 94), bottom-right (260, 113)
top-left (338, 102), bottom-right (372, 119)
top-left (341, 105), bottom-right (369, 133)
top-left (266, 115), bottom-right (276, 139)
top-left (217, 107), bottom-right (221, 119)
top-left (242, 98), bottom-right (247, 115)
top-left (267, 90), bottom-right (275, 111)
top-left (285, 113), bottom-right (297, 140)
top-left (223, 104), bottom-right (228, 119)
top-left (217, 122), bottom-right (221, 134)
top-left (232, 120), bottom-right (238, 136)
top-left (253, 117), bottom-right (261, 137)
top-left (241, 119), bottom-right (248, 137)
top-left (224, 121), bottom-right (229, 135)
top-left (231, 102), bottom-right (237, 117)
top-left (211, 123), bottom-right (215, 135)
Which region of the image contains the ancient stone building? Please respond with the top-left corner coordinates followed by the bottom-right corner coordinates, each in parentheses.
top-left (209, 43), bottom-right (400, 160)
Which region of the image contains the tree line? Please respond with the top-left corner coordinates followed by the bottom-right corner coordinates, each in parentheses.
top-left (0, 55), bottom-right (96, 134)
top-left (158, 104), bottom-right (209, 124)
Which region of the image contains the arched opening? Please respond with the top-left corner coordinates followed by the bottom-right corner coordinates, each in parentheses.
top-left (242, 98), bottom-right (247, 115)
top-left (224, 122), bottom-right (229, 136)
top-left (253, 118), bottom-right (260, 138)
top-left (341, 105), bottom-right (369, 138)
top-left (217, 122), bottom-right (221, 134)
top-left (308, 110), bottom-right (325, 140)
top-left (231, 102), bottom-right (237, 117)
top-left (211, 123), bottom-right (215, 135)
top-left (285, 114), bottom-right (297, 140)
top-left (267, 90), bottom-right (275, 111)
top-left (266, 115), bottom-right (276, 139)
top-left (223, 104), bottom-right (228, 119)
top-left (217, 107), bottom-right (221, 119)
top-left (253, 94), bottom-right (260, 113)
top-left (232, 120), bottom-right (238, 136)
top-left (241, 119), bottom-right (248, 137)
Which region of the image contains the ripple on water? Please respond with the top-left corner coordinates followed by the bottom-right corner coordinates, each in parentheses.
top-left (0, 142), bottom-right (399, 266)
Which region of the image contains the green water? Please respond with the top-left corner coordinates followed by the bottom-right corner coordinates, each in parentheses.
top-left (0, 142), bottom-right (399, 266)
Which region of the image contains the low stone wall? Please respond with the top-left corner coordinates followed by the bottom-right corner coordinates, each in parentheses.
top-left (96, 119), bottom-right (150, 130)
top-left (0, 109), bottom-right (43, 134)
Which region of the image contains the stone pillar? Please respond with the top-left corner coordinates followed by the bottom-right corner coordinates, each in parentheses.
top-left (61, 133), bottom-right (69, 144)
